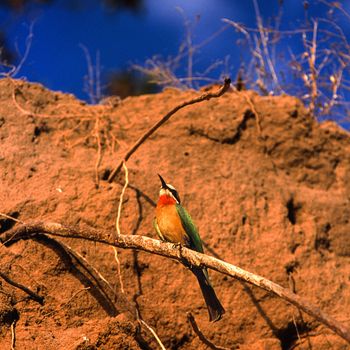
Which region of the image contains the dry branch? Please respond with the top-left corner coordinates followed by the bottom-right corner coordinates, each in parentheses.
top-left (1, 221), bottom-right (350, 344)
top-left (107, 78), bottom-right (231, 182)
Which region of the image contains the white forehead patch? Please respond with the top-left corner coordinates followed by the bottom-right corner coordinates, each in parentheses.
top-left (166, 183), bottom-right (176, 190)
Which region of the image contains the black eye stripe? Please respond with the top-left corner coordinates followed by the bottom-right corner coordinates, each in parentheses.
top-left (169, 188), bottom-right (181, 204)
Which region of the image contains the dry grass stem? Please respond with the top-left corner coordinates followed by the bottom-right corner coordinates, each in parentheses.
top-left (238, 91), bottom-right (262, 134)
top-left (139, 318), bottom-right (166, 350)
top-left (113, 248), bottom-right (124, 294)
top-left (113, 161), bottom-right (129, 294)
top-left (115, 161), bottom-right (129, 236)
top-left (93, 115), bottom-right (102, 187)
top-left (0, 213), bottom-right (23, 224)
top-left (252, 0), bottom-right (281, 92)
top-left (308, 21), bottom-right (319, 115)
top-left (10, 320), bottom-right (16, 350)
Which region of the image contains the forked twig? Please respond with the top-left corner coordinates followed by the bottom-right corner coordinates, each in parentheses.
top-left (187, 313), bottom-right (229, 350)
top-left (1, 221), bottom-right (350, 345)
top-left (107, 78), bottom-right (231, 182)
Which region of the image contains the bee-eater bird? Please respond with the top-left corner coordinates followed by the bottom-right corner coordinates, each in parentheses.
top-left (154, 174), bottom-right (225, 322)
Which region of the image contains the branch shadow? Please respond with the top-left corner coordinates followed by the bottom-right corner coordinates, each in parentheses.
top-left (202, 241), bottom-right (279, 337)
top-left (34, 235), bottom-right (122, 317)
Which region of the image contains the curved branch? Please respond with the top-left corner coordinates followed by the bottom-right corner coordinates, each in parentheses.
top-left (107, 78), bottom-right (232, 182)
top-left (1, 221), bottom-right (349, 344)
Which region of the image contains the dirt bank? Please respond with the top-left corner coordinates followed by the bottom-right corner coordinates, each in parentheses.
top-left (0, 78), bottom-right (349, 349)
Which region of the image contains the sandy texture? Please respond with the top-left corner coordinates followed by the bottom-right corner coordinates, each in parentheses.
top-left (0, 78), bottom-right (349, 349)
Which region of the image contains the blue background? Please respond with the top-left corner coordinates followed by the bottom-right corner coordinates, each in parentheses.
top-left (1, 0), bottom-right (350, 126)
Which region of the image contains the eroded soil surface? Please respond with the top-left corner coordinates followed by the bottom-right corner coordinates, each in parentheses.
top-left (0, 78), bottom-right (349, 349)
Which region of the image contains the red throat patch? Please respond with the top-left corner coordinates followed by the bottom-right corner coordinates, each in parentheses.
top-left (158, 194), bottom-right (176, 206)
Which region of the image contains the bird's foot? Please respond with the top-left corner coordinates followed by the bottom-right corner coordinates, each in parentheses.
top-left (172, 242), bottom-right (182, 250)
top-left (173, 243), bottom-right (192, 269)
top-left (172, 242), bottom-right (184, 260)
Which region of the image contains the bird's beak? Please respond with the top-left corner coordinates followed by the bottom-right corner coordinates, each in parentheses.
top-left (158, 174), bottom-right (167, 189)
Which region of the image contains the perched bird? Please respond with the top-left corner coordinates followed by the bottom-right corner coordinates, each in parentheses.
top-left (154, 174), bottom-right (225, 322)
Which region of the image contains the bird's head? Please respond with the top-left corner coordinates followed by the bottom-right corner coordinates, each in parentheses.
top-left (158, 174), bottom-right (181, 205)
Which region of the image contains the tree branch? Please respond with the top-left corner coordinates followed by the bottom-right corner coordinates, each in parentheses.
top-left (1, 221), bottom-right (349, 344)
top-left (107, 78), bottom-right (232, 182)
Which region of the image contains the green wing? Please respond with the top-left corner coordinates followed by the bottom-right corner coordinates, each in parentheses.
top-left (175, 204), bottom-right (204, 253)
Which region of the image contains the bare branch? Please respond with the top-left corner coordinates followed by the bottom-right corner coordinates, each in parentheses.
top-left (107, 78), bottom-right (231, 182)
top-left (1, 221), bottom-right (350, 344)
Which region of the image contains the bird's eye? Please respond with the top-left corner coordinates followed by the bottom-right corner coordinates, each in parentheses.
top-left (170, 189), bottom-right (181, 204)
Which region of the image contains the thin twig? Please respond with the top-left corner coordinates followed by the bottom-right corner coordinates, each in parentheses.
top-left (134, 264), bottom-right (166, 350)
top-left (107, 78), bottom-right (231, 182)
top-left (1, 221), bottom-right (349, 344)
top-left (187, 313), bottom-right (229, 350)
top-left (308, 21), bottom-right (319, 115)
top-left (11, 86), bottom-right (32, 116)
top-left (238, 91), bottom-right (262, 134)
top-left (115, 161), bottom-right (129, 236)
top-left (93, 115), bottom-right (102, 187)
top-left (139, 318), bottom-right (167, 350)
top-left (113, 161), bottom-right (129, 294)
top-left (11, 320), bottom-right (16, 350)
top-left (252, 0), bottom-right (281, 92)
top-left (0, 270), bottom-right (44, 305)
top-left (288, 272), bottom-right (312, 350)
top-left (12, 22), bottom-right (34, 78)
top-left (0, 213), bottom-right (23, 224)
top-left (113, 248), bottom-right (124, 294)
top-left (80, 44), bottom-right (99, 104)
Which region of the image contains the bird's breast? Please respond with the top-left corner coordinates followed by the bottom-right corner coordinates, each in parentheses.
top-left (155, 204), bottom-right (188, 244)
